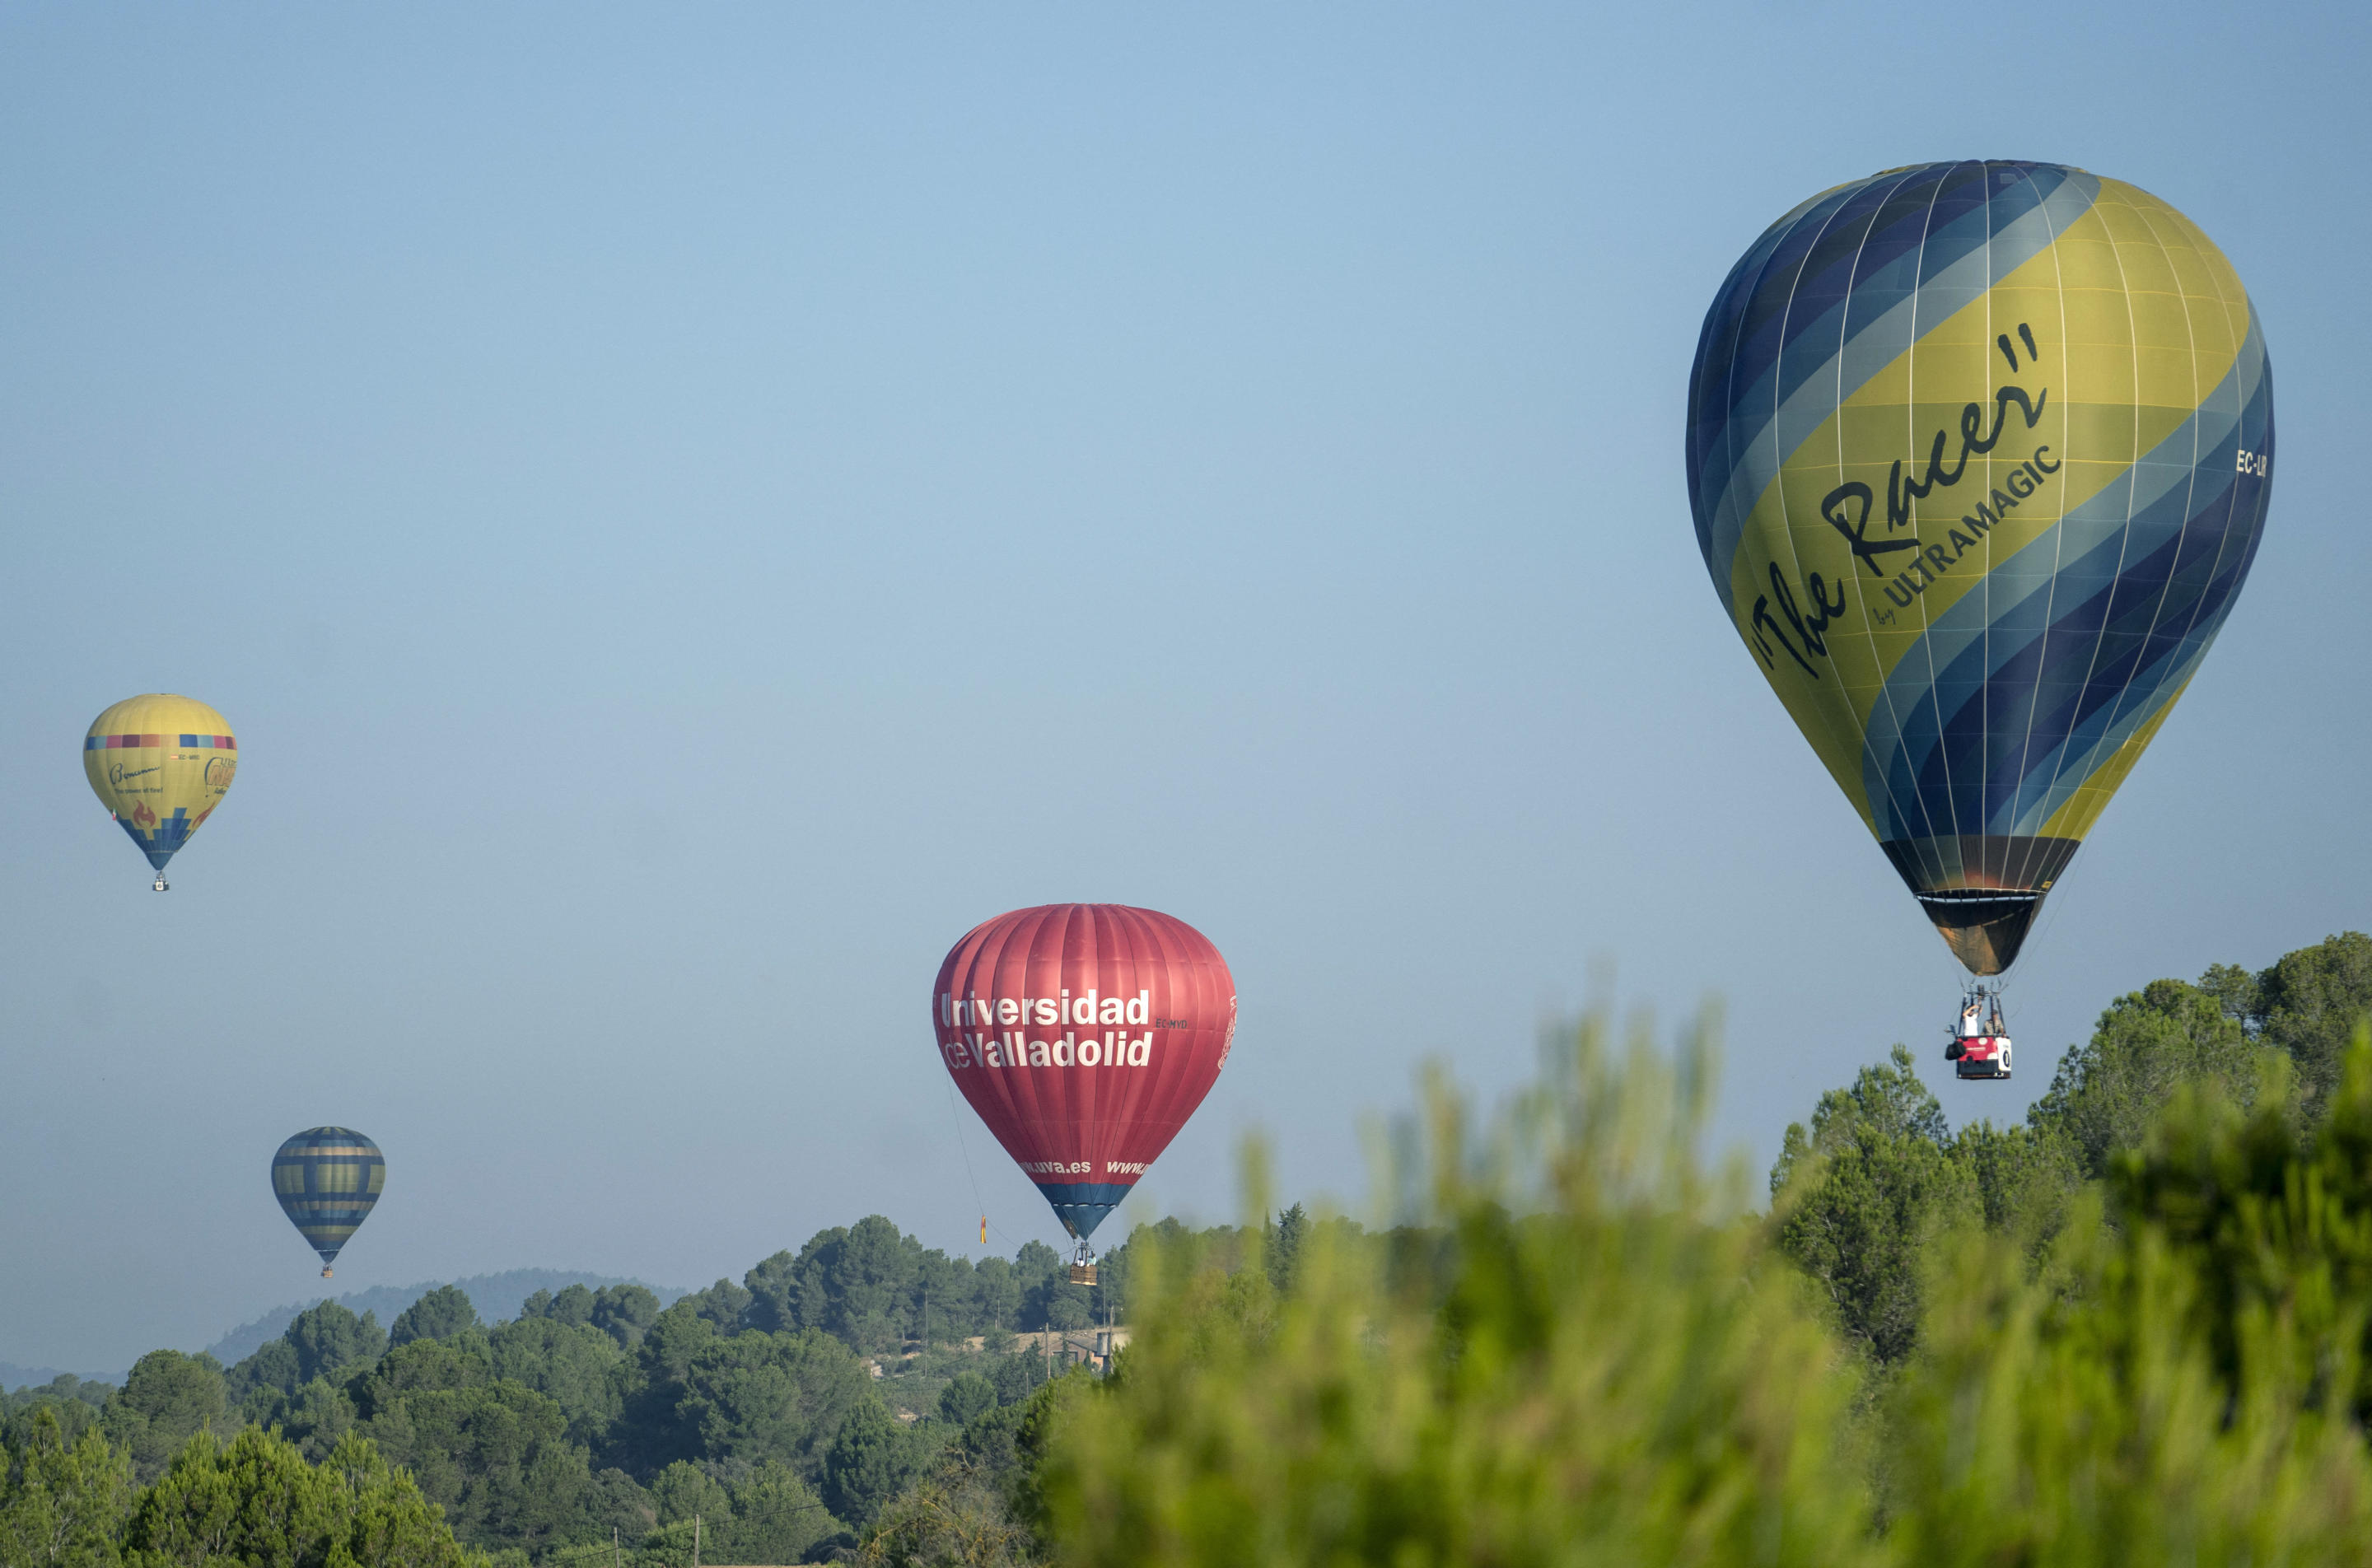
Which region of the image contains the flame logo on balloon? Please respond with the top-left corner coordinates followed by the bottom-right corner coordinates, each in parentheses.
top-left (132, 801), bottom-right (156, 828)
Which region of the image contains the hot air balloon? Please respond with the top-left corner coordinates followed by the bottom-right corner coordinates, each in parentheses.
top-left (1687, 161), bottom-right (2272, 985)
top-left (933, 904), bottom-right (1235, 1277)
top-left (83, 694), bottom-right (239, 891)
top-left (272, 1127), bottom-right (385, 1278)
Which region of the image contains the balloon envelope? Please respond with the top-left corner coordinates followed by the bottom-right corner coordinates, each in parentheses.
top-left (933, 904), bottom-right (1235, 1241)
top-left (272, 1127), bottom-right (385, 1271)
top-left (1686, 161), bottom-right (2273, 973)
top-left (83, 694), bottom-right (239, 876)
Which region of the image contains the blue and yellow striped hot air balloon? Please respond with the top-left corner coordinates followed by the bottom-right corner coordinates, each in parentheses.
top-left (272, 1127), bottom-right (385, 1278)
top-left (82, 694), bottom-right (239, 891)
top-left (1688, 161), bottom-right (2272, 973)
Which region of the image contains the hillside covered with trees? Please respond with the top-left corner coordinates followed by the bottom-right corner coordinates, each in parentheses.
top-left (201, 1270), bottom-right (681, 1370)
top-left (8, 931), bottom-right (2372, 1566)
top-left (0, 1218), bottom-right (1167, 1562)
top-left (1771, 931), bottom-right (2372, 1366)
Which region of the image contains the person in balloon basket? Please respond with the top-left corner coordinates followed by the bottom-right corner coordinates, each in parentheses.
top-left (1944, 991), bottom-right (2011, 1079)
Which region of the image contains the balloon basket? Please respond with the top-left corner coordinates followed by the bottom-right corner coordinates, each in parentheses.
top-left (1949, 1037), bottom-right (2013, 1080)
top-left (1068, 1261), bottom-right (1098, 1286)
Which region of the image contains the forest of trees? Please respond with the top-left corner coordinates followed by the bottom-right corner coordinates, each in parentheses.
top-left (0, 1216), bottom-right (1177, 1563)
top-left (1770, 930), bottom-right (2372, 1367)
top-left (8, 931), bottom-right (2372, 1566)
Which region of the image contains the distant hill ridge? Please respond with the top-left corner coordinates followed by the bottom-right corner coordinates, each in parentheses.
top-left (0, 1360), bottom-right (109, 1390)
top-left (201, 1268), bottom-right (689, 1366)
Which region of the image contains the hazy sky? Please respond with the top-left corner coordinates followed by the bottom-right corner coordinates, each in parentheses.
top-left (4, 1), bottom-right (2365, 1374)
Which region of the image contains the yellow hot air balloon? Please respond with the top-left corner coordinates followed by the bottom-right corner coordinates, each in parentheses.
top-left (1686, 162), bottom-right (2273, 977)
top-left (83, 694), bottom-right (239, 891)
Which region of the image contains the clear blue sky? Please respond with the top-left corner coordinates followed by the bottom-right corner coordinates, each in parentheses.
top-left (3, 1), bottom-right (2365, 1373)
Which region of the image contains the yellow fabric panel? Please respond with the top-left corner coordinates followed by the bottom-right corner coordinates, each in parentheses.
top-left (82, 693), bottom-right (238, 847)
top-left (1720, 180), bottom-right (2251, 826)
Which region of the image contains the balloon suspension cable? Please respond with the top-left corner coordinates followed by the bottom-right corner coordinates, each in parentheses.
top-left (940, 1076), bottom-right (1014, 1251)
top-left (2002, 872), bottom-right (2078, 996)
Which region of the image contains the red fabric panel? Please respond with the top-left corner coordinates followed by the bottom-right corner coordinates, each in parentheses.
top-left (932, 904), bottom-right (1235, 1197)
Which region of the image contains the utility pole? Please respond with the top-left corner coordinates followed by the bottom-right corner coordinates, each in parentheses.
top-left (692, 1514), bottom-right (699, 1568)
top-left (611, 1527), bottom-right (619, 1568)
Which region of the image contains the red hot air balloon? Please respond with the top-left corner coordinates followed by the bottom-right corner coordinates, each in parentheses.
top-left (933, 904), bottom-right (1235, 1263)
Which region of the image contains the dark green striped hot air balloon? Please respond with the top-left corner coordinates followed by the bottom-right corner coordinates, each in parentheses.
top-left (272, 1127), bottom-right (385, 1277)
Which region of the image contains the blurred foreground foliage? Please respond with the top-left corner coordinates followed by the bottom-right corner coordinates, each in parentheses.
top-left (1036, 936), bottom-right (2372, 1566)
top-left (1047, 1015), bottom-right (1881, 1566)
